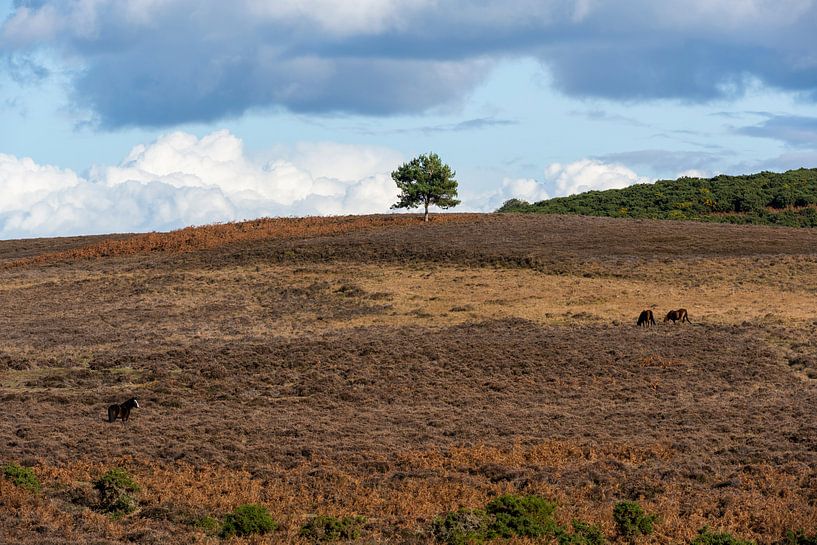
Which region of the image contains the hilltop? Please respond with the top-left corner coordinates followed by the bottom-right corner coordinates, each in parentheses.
top-left (498, 167), bottom-right (817, 227)
top-left (1, 214), bottom-right (816, 545)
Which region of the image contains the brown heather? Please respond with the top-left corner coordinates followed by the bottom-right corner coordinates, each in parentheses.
top-left (1, 213), bottom-right (817, 544)
top-left (0, 214), bottom-right (476, 269)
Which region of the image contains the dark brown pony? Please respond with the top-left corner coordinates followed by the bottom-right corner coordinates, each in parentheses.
top-left (664, 308), bottom-right (691, 323)
top-left (107, 397), bottom-right (140, 424)
top-left (637, 309), bottom-right (656, 327)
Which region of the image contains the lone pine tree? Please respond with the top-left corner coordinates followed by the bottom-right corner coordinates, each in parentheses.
top-left (391, 152), bottom-right (460, 221)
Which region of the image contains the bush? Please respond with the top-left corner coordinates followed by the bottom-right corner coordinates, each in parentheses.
top-left (492, 167), bottom-right (817, 229)
top-left (558, 520), bottom-right (607, 545)
top-left (690, 527), bottom-right (755, 545)
top-left (94, 468), bottom-right (140, 515)
top-left (300, 514), bottom-right (366, 542)
top-left (485, 494), bottom-right (560, 539)
top-left (432, 508), bottom-right (491, 545)
top-left (220, 504), bottom-right (277, 538)
top-left (193, 515), bottom-right (221, 536)
top-left (782, 530), bottom-right (817, 545)
top-left (612, 501), bottom-right (656, 542)
top-left (2, 463), bottom-right (41, 493)
top-left (497, 198), bottom-right (531, 212)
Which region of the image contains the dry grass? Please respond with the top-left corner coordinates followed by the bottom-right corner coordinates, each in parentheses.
top-left (2, 214), bottom-right (817, 544)
top-left (0, 214), bottom-right (476, 269)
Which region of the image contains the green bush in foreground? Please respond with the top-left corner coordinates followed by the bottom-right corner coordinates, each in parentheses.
top-left (432, 508), bottom-right (492, 545)
top-left (300, 514), bottom-right (367, 542)
top-left (193, 515), bottom-right (221, 536)
top-left (2, 463), bottom-right (41, 493)
top-left (558, 520), bottom-right (607, 545)
top-left (690, 527), bottom-right (755, 545)
top-left (433, 495), bottom-right (562, 544)
top-left (612, 501), bottom-right (657, 542)
top-left (94, 468), bottom-right (140, 515)
top-left (432, 496), bottom-right (649, 545)
top-left (220, 504), bottom-right (277, 538)
top-left (485, 494), bottom-right (560, 539)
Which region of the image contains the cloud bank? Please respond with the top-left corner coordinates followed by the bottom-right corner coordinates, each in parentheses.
top-left (0, 128), bottom-right (655, 237)
top-left (473, 160), bottom-right (650, 211)
top-left (0, 130), bottom-right (404, 238)
top-left (544, 160), bottom-right (650, 196)
top-left (3, 0), bottom-right (817, 127)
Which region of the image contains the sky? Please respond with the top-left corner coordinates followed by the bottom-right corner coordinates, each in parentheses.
top-left (2, 0), bottom-right (817, 239)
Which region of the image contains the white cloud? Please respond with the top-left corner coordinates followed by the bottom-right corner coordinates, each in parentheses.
top-left (468, 160), bottom-right (650, 211)
top-left (545, 159), bottom-right (650, 196)
top-left (500, 177), bottom-right (551, 202)
top-left (0, 130), bottom-right (402, 239)
top-left (473, 177), bottom-right (551, 211)
top-left (282, 141), bottom-right (404, 182)
top-left (0, 154), bottom-right (81, 213)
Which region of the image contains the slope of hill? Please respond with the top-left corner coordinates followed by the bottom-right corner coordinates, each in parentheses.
top-left (1, 214), bottom-right (816, 545)
top-left (498, 168), bottom-right (817, 226)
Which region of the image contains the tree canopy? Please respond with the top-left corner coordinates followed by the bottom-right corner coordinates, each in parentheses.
top-left (497, 168), bottom-right (817, 228)
top-left (391, 152), bottom-right (460, 221)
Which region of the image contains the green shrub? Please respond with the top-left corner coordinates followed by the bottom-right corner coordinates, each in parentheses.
top-left (220, 504), bottom-right (277, 538)
top-left (2, 463), bottom-right (41, 493)
top-left (432, 508), bottom-right (491, 545)
top-left (497, 198), bottom-right (532, 212)
top-left (493, 167), bottom-right (817, 229)
top-left (558, 520), bottom-right (607, 545)
top-left (782, 530), bottom-right (817, 545)
top-left (94, 468), bottom-right (140, 515)
top-left (612, 501), bottom-right (657, 542)
top-left (690, 527), bottom-right (755, 545)
top-left (300, 514), bottom-right (366, 542)
top-left (193, 515), bottom-right (221, 536)
top-left (485, 494), bottom-right (560, 539)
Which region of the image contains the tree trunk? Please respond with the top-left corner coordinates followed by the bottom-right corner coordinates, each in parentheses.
top-left (424, 201), bottom-right (429, 222)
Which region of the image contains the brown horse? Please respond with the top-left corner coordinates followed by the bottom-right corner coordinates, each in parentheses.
top-left (664, 308), bottom-right (691, 324)
top-left (107, 397), bottom-right (140, 424)
top-left (637, 309), bottom-right (656, 327)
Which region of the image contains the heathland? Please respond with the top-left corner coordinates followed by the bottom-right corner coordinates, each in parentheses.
top-left (1, 213), bottom-right (816, 544)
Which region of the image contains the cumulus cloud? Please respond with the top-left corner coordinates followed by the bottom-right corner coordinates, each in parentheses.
top-left (0, 130), bottom-right (402, 239)
top-left (545, 159), bottom-right (651, 196)
top-left (472, 160), bottom-right (651, 212)
top-left (0, 153), bottom-right (81, 213)
top-left (3, 0), bottom-right (817, 126)
top-left (477, 177), bottom-right (551, 210)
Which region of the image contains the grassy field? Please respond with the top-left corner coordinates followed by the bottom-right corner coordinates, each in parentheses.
top-left (1, 213), bottom-right (816, 544)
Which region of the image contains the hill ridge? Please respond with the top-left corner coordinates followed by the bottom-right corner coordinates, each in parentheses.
top-left (498, 167), bottom-right (817, 227)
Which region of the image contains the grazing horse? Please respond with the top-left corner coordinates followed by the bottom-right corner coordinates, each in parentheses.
top-left (664, 308), bottom-right (691, 324)
top-left (107, 397), bottom-right (140, 424)
top-left (637, 309), bottom-right (656, 327)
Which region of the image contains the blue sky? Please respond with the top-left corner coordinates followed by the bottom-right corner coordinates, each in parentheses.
top-left (2, 0), bottom-right (817, 238)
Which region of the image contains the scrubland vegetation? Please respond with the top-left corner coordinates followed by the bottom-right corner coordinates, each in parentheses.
top-left (1, 213), bottom-right (817, 544)
top-left (498, 168), bottom-right (817, 227)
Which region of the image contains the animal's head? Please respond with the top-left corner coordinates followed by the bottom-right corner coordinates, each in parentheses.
top-left (131, 398), bottom-right (140, 408)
